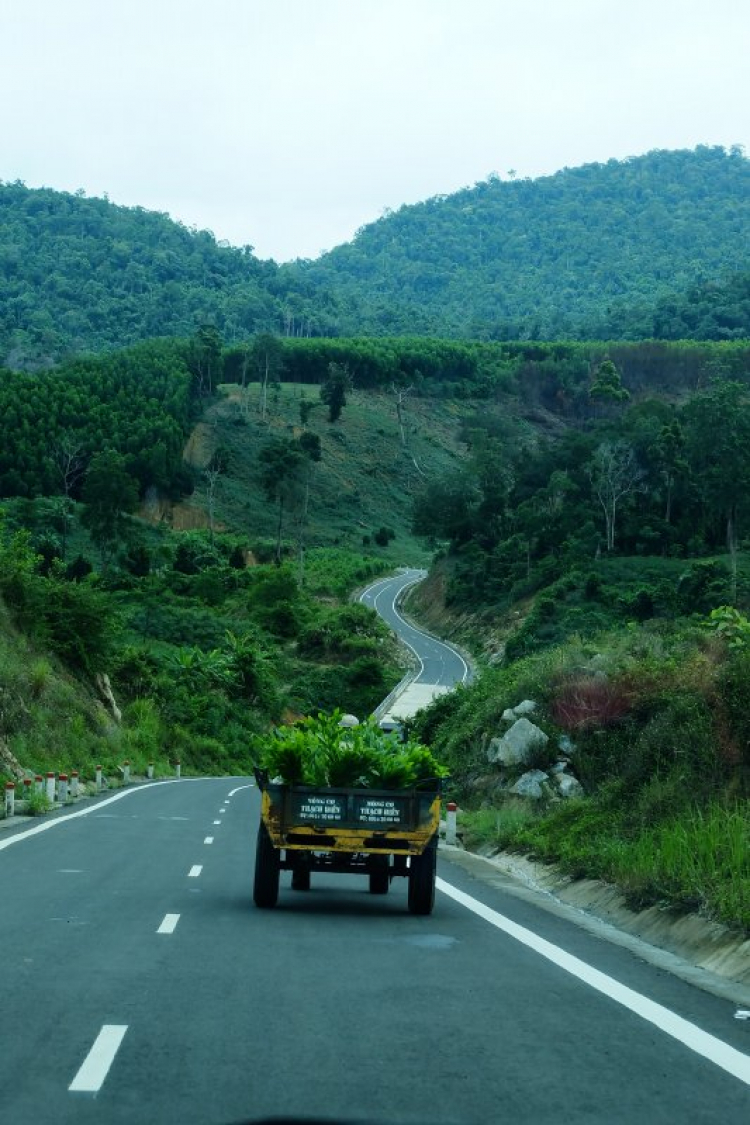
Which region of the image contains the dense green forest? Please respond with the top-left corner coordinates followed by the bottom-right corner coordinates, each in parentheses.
top-left (2, 146), bottom-right (748, 368)
top-left (294, 146), bottom-right (750, 340)
top-left (0, 181), bottom-right (308, 367)
top-left (412, 372), bottom-right (750, 621)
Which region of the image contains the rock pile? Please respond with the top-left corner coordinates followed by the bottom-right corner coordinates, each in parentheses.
top-left (484, 701), bottom-right (584, 801)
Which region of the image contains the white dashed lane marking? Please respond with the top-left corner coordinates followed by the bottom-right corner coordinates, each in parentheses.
top-left (157, 914), bottom-right (180, 934)
top-left (188, 865), bottom-right (202, 878)
top-left (69, 1025), bottom-right (128, 1093)
top-left (204, 836), bottom-right (214, 845)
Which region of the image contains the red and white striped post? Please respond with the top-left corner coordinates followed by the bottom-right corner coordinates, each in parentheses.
top-left (4, 782), bottom-right (14, 818)
top-left (58, 774), bottom-right (69, 804)
top-left (95, 766), bottom-right (103, 793)
top-left (34, 775), bottom-right (43, 794)
top-left (46, 772), bottom-right (56, 803)
top-left (445, 801), bottom-right (457, 846)
top-left (70, 771), bottom-right (79, 799)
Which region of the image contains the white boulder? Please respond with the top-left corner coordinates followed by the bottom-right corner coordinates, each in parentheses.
top-left (510, 770), bottom-right (550, 799)
top-left (554, 774), bottom-right (585, 799)
top-left (487, 717), bottom-right (549, 767)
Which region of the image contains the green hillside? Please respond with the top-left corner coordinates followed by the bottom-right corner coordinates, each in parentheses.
top-left (2, 146), bottom-right (748, 369)
top-left (290, 146), bottom-right (750, 340)
top-left (0, 181), bottom-right (314, 368)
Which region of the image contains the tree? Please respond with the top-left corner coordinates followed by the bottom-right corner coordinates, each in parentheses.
top-left (52, 435), bottom-right (86, 560)
top-left (321, 362), bottom-right (352, 422)
top-left (258, 438), bottom-right (305, 565)
top-left (589, 358), bottom-right (629, 412)
top-left (588, 441), bottom-right (643, 552)
top-left (189, 325), bottom-right (223, 398)
top-left (391, 383), bottom-right (413, 448)
top-left (252, 333), bottom-right (284, 423)
top-left (655, 417), bottom-right (688, 524)
top-left (203, 458), bottom-right (223, 547)
top-left (683, 381), bottom-right (750, 602)
top-left (294, 432), bottom-right (322, 584)
top-left (80, 450), bottom-right (139, 567)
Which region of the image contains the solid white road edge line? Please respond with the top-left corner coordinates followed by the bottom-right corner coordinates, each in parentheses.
top-left (188, 865), bottom-right (202, 877)
top-left (436, 877), bottom-right (750, 1087)
top-left (0, 778), bottom-right (233, 853)
top-left (69, 1025), bottom-right (128, 1093)
top-left (157, 913), bottom-right (180, 934)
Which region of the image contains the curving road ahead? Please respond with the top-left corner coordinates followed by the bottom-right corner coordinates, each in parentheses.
top-left (1, 779), bottom-right (749, 1124)
top-left (1, 573), bottom-right (749, 1123)
top-left (359, 568), bottom-right (471, 722)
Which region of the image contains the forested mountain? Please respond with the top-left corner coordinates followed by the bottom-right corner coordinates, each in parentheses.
top-left (1, 146), bottom-right (748, 368)
top-left (295, 146), bottom-right (749, 340)
top-left (0, 182), bottom-right (326, 369)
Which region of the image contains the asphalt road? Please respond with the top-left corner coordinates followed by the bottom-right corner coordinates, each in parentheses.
top-left (359, 569), bottom-right (471, 689)
top-left (1, 779), bottom-right (748, 1124)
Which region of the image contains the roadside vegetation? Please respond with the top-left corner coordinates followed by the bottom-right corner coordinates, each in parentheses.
top-left (409, 590), bottom-right (750, 931)
top-left (1, 181), bottom-right (748, 937)
top-left (0, 509), bottom-right (403, 789)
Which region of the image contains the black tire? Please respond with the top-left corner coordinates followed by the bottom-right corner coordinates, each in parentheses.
top-left (369, 857), bottom-right (390, 895)
top-left (291, 859), bottom-right (311, 891)
top-left (253, 823), bottom-right (280, 908)
top-left (408, 838), bottom-right (437, 915)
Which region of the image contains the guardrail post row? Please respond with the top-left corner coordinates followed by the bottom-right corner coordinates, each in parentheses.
top-left (147, 762), bottom-right (154, 780)
top-left (95, 766), bottom-right (102, 793)
top-left (4, 782), bottom-right (14, 818)
top-left (174, 761), bottom-right (181, 779)
top-left (34, 775), bottom-right (43, 794)
top-left (70, 771), bottom-right (79, 798)
top-left (46, 772), bottom-right (56, 803)
top-left (122, 760), bottom-right (131, 785)
top-left (58, 774), bottom-right (68, 804)
top-left (446, 801), bottom-right (457, 846)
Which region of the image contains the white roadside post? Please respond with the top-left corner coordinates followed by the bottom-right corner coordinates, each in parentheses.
top-left (147, 762), bottom-right (154, 780)
top-left (445, 801), bottom-right (457, 846)
top-left (34, 775), bottom-right (43, 795)
top-left (4, 782), bottom-right (14, 819)
top-left (122, 760), bottom-right (131, 785)
top-left (58, 774), bottom-right (69, 804)
top-left (174, 761), bottom-right (181, 779)
top-left (46, 772), bottom-right (56, 803)
top-left (22, 777), bottom-right (32, 802)
top-left (95, 766), bottom-right (103, 793)
top-left (70, 771), bottom-right (79, 799)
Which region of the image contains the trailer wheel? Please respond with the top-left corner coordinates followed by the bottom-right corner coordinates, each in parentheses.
top-left (291, 858), bottom-right (311, 891)
top-left (408, 837), bottom-right (437, 915)
top-left (369, 856), bottom-right (389, 895)
top-left (253, 823), bottom-right (280, 907)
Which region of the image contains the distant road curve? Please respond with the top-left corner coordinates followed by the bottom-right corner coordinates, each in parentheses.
top-left (359, 567), bottom-right (472, 722)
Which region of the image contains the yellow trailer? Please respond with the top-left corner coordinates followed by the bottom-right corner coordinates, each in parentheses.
top-left (253, 769), bottom-right (442, 914)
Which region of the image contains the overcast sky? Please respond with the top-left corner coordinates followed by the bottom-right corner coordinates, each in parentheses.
top-left (2, 0), bottom-right (748, 262)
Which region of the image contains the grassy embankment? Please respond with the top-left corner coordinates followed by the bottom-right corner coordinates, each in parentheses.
top-left (180, 381), bottom-right (472, 563)
top-left (409, 553), bottom-right (750, 931)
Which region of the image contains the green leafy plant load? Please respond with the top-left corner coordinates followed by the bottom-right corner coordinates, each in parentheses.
top-left (257, 711), bottom-right (448, 790)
